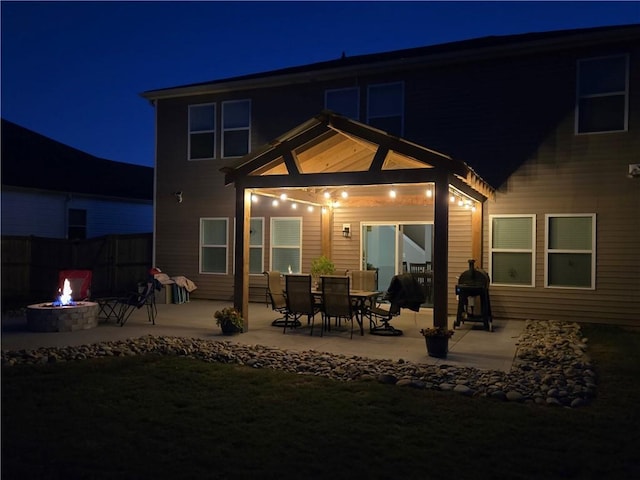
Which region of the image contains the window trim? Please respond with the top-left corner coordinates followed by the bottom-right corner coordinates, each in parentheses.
top-left (366, 81), bottom-right (404, 136)
top-left (544, 213), bottom-right (596, 290)
top-left (489, 214), bottom-right (536, 287)
top-left (199, 217), bottom-right (228, 275)
top-left (188, 103), bottom-right (216, 161)
top-left (232, 217), bottom-right (265, 276)
top-left (221, 99), bottom-right (251, 159)
top-left (270, 217), bottom-right (302, 274)
top-left (575, 54), bottom-right (629, 135)
top-left (325, 86), bottom-right (360, 120)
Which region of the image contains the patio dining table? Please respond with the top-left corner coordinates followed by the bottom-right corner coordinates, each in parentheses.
top-left (312, 288), bottom-right (381, 336)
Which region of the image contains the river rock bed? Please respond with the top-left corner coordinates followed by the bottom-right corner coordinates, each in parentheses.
top-left (1, 319), bottom-right (595, 408)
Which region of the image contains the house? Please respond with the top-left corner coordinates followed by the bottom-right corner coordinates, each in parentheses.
top-left (1, 119), bottom-right (154, 239)
top-left (141, 24), bottom-right (640, 329)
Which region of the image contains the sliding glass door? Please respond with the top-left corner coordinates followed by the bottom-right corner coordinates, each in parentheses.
top-left (362, 222), bottom-right (433, 304)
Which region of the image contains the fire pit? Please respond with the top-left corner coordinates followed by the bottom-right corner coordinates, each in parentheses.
top-left (26, 277), bottom-right (99, 332)
top-left (27, 302), bottom-right (99, 332)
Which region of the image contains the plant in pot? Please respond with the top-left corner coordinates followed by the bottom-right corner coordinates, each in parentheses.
top-left (310, 255), bottom-right (335, 288)
top-left (420, 326), bottom-right (454, 358)
top-left (214, 307), bottom-right (244, 335)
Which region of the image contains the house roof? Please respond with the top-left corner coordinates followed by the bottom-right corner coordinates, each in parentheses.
top-left (1, 119), bottom-right (153, 201)
top-left (142, 24), bottom-right (639, 100)
top-left (223, 111), bottom-right (494, 203)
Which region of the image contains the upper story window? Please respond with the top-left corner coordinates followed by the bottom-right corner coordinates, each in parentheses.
top-left (576, 55), bottom-right (628, 134)
top-left (325, 87), bottom-right (360, 119)
top-left (367, 82), bottom-right (404, 136)
top-left (222, 100), bottom-right (251, 158)
top-left (490, 215), bottom-right (536, 287)
top-left (189, 103), bottom-right (216, 160)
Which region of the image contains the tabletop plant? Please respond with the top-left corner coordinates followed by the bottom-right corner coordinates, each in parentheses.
top-left (310, 255), bottom-right (336, 287)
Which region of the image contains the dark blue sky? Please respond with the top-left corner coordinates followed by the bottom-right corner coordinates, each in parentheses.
top-left (2, 1), bottom-right (639, 167)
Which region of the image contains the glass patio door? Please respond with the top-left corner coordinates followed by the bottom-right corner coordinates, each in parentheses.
top-left (361, 224), bottom-right (399, 292)
top-left (362, 222), bottom-right (433, 305)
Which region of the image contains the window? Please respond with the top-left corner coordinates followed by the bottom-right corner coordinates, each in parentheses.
top-left (271, 217), bottom-right (302, 273)
top-left (325, 87), bottom-right (359, 119)
top-left (490, 215), bottom-right (535, 286)
top-left (222, 100), bottom-right (251, 158)
top-left (367, 82), bottom-right (404, 136)
top-left (68, 208), bottom-right (86, 240)
top-left (545, 214), bottom-right (595, 289)
top-left (576, 55), bottom-right (628, 134)
top-left (189, 104), bottom-right (216, 160)
top-left (200, 218), bottom-right (228, 274)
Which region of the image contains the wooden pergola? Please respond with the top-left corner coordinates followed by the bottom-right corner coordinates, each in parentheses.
top-left (223, 111), bottom-right (494, 331)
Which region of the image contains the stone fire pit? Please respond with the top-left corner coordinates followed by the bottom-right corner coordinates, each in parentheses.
top-left (26, 302), bottom-right (99, 332)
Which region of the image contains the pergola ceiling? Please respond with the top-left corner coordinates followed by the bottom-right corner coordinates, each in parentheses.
top-left (255, 129), bottom-right (432, 177)
top-left (223, 111), bottom-right (494, 202)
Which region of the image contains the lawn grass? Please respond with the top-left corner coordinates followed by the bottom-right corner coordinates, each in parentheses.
top-left (2, 323), bottom-right (640, 479)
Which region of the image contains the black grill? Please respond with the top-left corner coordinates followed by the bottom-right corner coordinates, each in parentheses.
top-left (454, 259), bottom-right (493, 331)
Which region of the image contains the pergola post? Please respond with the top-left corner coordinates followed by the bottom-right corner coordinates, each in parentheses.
top-left (321, 206), bottom-right (332, 258)
top-left (471, 201), bottom-right (483, 268)
top-left (432, 172), bottom-right (449, 329)
top-left (233, 187), bottom-right (251, 330)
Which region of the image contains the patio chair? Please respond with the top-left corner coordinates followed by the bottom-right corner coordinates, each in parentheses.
top-left (350, 269), bottom-right (378, 291)
top-left (115, 280), bottom-right (157, 326)
top-left (366, 273), bottom-right (425, 336)
top-left (321, 275), bottom-right (357, 339)
top-left (264, 271), bottom-right (292, 327)
top-left (58, 269), bottom-right (92, 301)
top-left (284, 274), bottom-right (320, 335)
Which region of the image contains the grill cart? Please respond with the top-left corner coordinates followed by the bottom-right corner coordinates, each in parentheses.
top-left (454, 259), bottom-right (493, 332)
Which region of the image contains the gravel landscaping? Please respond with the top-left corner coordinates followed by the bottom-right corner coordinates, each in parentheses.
top-left (1, 319), bottom-right (595, 408)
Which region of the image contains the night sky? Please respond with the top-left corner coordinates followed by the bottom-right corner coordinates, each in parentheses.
top-left (2, 1), bottom-right (638, 167)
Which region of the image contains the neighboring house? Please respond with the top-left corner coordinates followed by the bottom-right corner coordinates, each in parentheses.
top-left (1, 119), bottom-right (153, 239)
top-left (141, 24), bottom-right (640, 328)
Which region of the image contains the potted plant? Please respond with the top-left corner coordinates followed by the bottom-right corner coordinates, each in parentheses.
top-left (214, 307), bottom-right (244, 335)
top-left (310, 255), bottom-right (335, 288)
top-left (420, 326), bottom-right (454, 358)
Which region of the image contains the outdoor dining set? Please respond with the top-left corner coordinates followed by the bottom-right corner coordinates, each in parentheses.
top-left (264, 269), bottom-right (427, 339)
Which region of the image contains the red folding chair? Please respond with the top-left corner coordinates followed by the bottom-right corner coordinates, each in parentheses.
top-left (58, 270), bottom-right (92, 301)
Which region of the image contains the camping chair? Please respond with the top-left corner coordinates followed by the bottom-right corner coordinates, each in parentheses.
top-left (115, 281), bottom-right (157, 326)
top-left (284, 274), bottom-right (320, 335)
top-left (321, 275), bottom-right (357, 339)
top-left (409, 263), bottom-right (432, 306)
top-left (365, 273), bottom-right (425, 336)
top-left (264, 271), bottom-right (291, 327)
top-left (58, 269), bottom-right (92, 301)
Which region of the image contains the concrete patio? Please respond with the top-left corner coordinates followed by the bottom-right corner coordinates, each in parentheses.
top-left (1, 299), bottom-right (525, 372)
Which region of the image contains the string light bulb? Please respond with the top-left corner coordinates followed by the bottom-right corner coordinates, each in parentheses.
top-left (389, 189), bottom-right (397, 198)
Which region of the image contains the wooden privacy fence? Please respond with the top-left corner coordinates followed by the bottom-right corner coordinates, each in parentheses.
top-left (1, 233), bottom-right (152, 307)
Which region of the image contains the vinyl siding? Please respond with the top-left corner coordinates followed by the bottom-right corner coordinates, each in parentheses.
top-left (484, 112), bottom-right (640, 325)
top-left (153, 30), bottom-right (639, 325)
